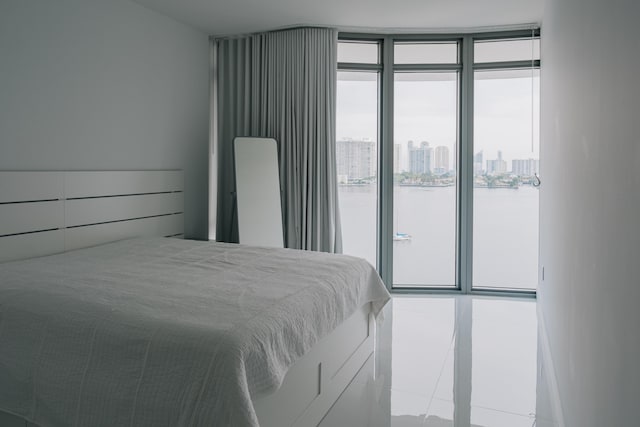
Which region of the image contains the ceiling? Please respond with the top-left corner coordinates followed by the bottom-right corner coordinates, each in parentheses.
top-left (132, 0), bottom-right (543, 36)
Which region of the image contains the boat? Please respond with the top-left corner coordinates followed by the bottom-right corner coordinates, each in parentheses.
top-left (393, 232), bottom-right (412, 241)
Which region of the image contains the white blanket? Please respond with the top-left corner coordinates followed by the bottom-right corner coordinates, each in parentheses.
top-left (0, 238), bottom-right (389, 427)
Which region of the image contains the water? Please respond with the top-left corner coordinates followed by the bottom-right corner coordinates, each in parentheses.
top-left (338, 185), bottom-right (539, 290)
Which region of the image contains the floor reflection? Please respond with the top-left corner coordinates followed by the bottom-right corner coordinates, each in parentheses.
top-left (319, 295), bottom-right (559, 427)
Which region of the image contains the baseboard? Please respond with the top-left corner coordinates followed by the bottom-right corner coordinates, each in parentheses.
top-left (537, 302), bottom-right (567, 427)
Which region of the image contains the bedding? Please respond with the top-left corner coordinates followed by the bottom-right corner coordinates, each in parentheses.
top-left (0, 238), bottom-right (390, 427)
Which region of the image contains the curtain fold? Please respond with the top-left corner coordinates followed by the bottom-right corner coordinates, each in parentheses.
top-left (214, 27), bottom-right (342, 253)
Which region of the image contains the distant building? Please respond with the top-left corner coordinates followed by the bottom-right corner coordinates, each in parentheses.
top-left (336, 138), bottom-right (376, 182)
top-left (486, 150), bottom-right (507, 174)
top-left (408, 141), bottom-right (433, 175)
top-left (512, 158), bottom-right (539, 176)
top-left (434, 146), bottom-right (450, 174)
top-left (394, 144), bottom-right (401, 173)
top-left (474, 150), bottom-right (484, 175)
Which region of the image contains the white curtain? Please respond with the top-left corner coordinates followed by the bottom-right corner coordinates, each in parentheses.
top-left (213, 27), bottom-right (342, 253)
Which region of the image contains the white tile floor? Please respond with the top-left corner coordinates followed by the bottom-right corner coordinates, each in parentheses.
top-left (319, 295), bottom-right (559, 427)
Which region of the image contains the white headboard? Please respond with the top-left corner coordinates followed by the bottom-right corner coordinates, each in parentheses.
top-left (0, 170), bottom-right (184, 263)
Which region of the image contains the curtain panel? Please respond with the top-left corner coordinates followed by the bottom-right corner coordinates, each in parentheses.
top-left (213, 27), bottom-right (342, 253)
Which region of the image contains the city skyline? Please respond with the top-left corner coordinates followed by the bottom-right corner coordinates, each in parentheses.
top-left (338, 137), bottom-right (539, 180)
top-left (337, 72), bottom-right (540, 172)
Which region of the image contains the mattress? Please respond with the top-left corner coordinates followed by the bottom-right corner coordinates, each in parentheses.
top-left (0, 238), bottom-right (389, 427)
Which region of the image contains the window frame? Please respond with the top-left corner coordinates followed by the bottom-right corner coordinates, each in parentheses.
top-left (337, 29), bottom-right (540, 297)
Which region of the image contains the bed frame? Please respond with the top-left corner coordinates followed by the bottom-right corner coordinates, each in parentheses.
top-left (0, 170), bottom-right (184, 263)
top-left (254, 305), bottom-right (374, 427)
top-left (0, 170), bottom-right (375, 427)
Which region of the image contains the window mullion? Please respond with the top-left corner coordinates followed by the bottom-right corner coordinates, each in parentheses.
top-left (393, 63), bottom-right (462, 72)
top-left (473, 60), bottom-right (541, 71)
top-left (378, 36), bottom-right (394, 291)
top-left (459, 35), bottom-right (474, 294)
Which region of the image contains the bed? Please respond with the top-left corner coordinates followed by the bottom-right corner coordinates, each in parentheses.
top-left (0, 171), bottom-right (390, 427)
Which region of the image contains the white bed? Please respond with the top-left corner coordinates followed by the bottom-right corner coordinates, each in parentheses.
top-left (0, 171), bottom-right (390, 427)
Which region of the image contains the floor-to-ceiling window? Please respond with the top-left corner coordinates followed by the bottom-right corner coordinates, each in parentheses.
top-left (337, 30), bottom-right (540, 295)
top-left (336, 40), bottom-right (381, 268)
top-left (393, 41), bottom-right (459, 288)
top-left (472, 37), bottom-right (540, 291)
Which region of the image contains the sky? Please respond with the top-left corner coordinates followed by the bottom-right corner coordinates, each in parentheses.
top-left (336, 70), bottom-right (540, 172)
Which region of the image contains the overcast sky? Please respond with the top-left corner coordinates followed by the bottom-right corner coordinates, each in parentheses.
top-left (337, 71), bottom-right (540, 171)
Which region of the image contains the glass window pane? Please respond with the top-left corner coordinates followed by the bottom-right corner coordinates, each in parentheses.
top-left (474, 38), bottom-right (540, 63)
top-left (338, 41), bottom-right (379, 64)
top-left (336, 71), bottom-right (378, 267)
top-left (394, 42), bottom-right (458, 64)
top-left (393, 72), bottom-right (458, 287)
top-left (473, 68), bottom-right (540, 290)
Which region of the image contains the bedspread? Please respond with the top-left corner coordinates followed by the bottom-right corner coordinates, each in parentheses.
top-left (0, 238), bottom-right (389, 427)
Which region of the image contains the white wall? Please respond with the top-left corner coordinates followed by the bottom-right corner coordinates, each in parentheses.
top-left (0, 0), bottom-right (209, 239)
top-left (540, 0), bottom-right (640, 425)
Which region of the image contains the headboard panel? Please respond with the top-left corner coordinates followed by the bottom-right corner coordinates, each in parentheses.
top-left (0, 200), bottom-right (64, 237)
top-left (0, 170), bottom-right (184, 263)
top-left (64, 170), bottom-right (183, 198)
top-left (0, 171), bottom-right (64, 203)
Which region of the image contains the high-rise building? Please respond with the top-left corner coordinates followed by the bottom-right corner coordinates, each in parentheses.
top-left (474, 150), bottom-right (484, 175)
top-left (486, 150), bottom-right (507, 174)
top-left (434, 146), bottom-right (450, 174)
top-left (512, 158), bottom-right (539, 176)
top-left (336, 138), bottom-right (376, 183)
top-left (409, 141), bottom-right (433, 175)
